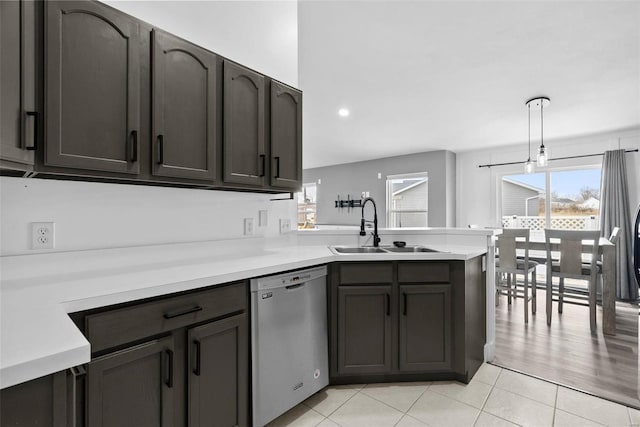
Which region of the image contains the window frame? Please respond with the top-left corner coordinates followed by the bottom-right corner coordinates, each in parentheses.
top-left (386, 171), bottom-right (429, 228)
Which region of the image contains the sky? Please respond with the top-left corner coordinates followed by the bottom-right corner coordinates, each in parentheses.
top-left (506, 168), bottom-right (601, 199)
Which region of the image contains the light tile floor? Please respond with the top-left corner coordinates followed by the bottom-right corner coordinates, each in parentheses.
top-left (266, 364), bottom-right (640, 427)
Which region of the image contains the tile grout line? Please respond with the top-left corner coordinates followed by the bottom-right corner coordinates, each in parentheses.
top-left (477, 367), bottom-right (525, 427)
top-left (551, 383), bottom-right (559, 427)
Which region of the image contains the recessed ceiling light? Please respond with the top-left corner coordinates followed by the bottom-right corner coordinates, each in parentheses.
top-left (338, 108), bottom-right (350, 117)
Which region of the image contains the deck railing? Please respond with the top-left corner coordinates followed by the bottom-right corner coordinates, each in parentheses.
top-left (501, 215), bottom-right (599, 230)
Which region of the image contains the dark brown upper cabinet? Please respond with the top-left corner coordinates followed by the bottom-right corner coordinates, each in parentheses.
top-left (223, 61), bottom-right (266, 187)
top-left (152, 29), bottom-right (217, 182)
top-left (270, 81), bottom-right (302, 190)
top-left (45, 1), bottom-right (140, 174)
top-left (0, 0), bottom-right (37, 168)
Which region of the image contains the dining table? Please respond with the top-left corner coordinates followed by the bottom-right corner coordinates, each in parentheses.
top-left (516, 236), bottom-right (616, 335)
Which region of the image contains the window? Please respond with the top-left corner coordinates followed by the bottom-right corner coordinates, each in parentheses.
top-left (500, 166), bottom-right (601, 235)
top-left (386, 172), bottom-right (428, 228)
top-left (297, 183), bottom-right (317, 229)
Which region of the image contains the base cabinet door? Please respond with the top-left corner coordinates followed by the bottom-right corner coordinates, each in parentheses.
top-left (337, 286), bottom-right (393, 375)
top-left (188, 313), bottom-right (248, 427)
top-left (87, 336), bottom-right (176, 427)
top-left (0, 0), bottom-right (36, 167)
top-left (399, 284), bottom-right (452, 372)
top-left (45, 0), bottom-right (140, 174)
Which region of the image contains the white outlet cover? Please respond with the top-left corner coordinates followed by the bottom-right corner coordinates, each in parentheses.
top-left (31, 222), bottom-right (55, 249)
top-left (279, 219), bottom-right (291, 234)
top-left (258, 210), bottom-right (268, 227)
top-left (244, 218), bottom-right (254, 236)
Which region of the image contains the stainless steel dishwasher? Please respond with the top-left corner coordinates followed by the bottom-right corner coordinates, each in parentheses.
top-left (250, 265), bottom-right (329, 427)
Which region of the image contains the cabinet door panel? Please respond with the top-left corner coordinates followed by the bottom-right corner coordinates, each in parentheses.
top-left (270, 81), bottom-right (301, 190)
top-left (188, 313), bottom-right (248, 427)
top-left (0, 0), bottom-right (36, 166)
top-left (152, 29), bottom-right (217, 181)
top-left (45, 1), bottom-right (140, 174)
top-left (399, 284), bottom-right (452, 372)
top-left (337, 286), bottom-right (392, 375)
top-left (223, 61), bottom-right (265, 186)
top-left (87, 336), bottom-right (175, 427)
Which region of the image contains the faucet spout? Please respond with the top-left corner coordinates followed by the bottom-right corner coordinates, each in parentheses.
top-left (361, 197), bottom-right (381, 247)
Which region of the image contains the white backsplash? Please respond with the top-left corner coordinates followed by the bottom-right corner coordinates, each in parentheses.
top-left (0, 177), bottom-right (297, 256)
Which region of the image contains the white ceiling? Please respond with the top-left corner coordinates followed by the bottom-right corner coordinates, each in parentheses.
top-left (298, 1), bottom-right (640, 168)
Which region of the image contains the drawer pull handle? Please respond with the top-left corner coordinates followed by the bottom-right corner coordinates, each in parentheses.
top-left (163, 305), bottom-right (203, 319)
top-left (165, 349), bottom-right (174, 388)
top-left (129, 130), bottom-right (138, 162)
top-left (193, 340), bottom-right (201, 376)
top-left (25, 111), bottom-right (38, 150)
top-left (259, 154), bottom-right (266, 177)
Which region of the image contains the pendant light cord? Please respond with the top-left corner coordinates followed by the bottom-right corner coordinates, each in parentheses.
top-left (540, 101), bottom-right (545, 149)
top-left (527, 103), bottom-right (531, 161)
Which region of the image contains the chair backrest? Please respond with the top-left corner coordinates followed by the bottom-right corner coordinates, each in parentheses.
top-left (497, 228), bottom-right (530, 270)
top-left (609, 227), bottom-right (620, 244)
top-left (544, 229), bottom-right (600, 277)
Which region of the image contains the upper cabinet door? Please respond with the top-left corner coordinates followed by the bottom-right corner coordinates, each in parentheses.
top-left (45, 1), bottom-right (140, 174)
top-left (152, 29), bottom-right (217, 182)
top-left (270, 81), bottom-right (302, 190)
top-left (223, 61), bottom-right (265, 186)
top-left (0, 0), bottom-right (36, 166)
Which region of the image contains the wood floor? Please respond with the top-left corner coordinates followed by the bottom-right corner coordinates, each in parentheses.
top-left (493, 286), bottom-right (640, 408)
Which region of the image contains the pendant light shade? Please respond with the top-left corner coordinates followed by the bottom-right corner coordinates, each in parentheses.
top-left (526, 97), bottom-right (551, 167)
top-left (524, 160), bottom-right (534, 174)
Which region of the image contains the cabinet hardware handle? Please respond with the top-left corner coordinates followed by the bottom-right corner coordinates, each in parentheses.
top-left (165, 349), bottom-right (174, 388)
top-left (193, 340), bottom-right (201, 376)
top-left (25, 111), bottom-right (38, 150)
top-left (157, 135), bottom-right (164, 164)
top-left (274, 156), bottom-right (281, 178)
top-left (259, 154), bottom-right (266, 177)
top-left (163, 305), bottom-right (203, 319)
top-left (386, 293), bottom-right (390, 316)
top-left (130, 130), bottom-right (138, 162)
top-left (403, 292), bottom-right (408, 316)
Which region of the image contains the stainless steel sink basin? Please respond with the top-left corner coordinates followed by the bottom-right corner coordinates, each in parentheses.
top-left (332, 246), bottom-right (388, 254)
top-left (384, 246), bottom-right (440, 253)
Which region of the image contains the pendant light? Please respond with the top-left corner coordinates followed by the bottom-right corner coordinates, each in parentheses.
top-left (526, 97), bottom-right (551, 167)
top-left (524, 100), bottom-right (534, 174)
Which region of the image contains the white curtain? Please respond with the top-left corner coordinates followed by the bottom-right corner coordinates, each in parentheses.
top-left (600, 149), bottom-right (638, 300)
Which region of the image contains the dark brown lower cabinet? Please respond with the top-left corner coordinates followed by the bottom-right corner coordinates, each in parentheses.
top-left (330, 259), bottom-right (485, 384)
top-left (87, 336), bottom-right (176, 427)
top-left (188, 314), bottom-right (248, 427)
top-left (337, 286), bottom-right (392, 375)
top-left (399, 284), bottom-right (452, 372)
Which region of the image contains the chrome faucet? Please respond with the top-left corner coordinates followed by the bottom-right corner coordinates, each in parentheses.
top-left (360, 197), bottom-right (381, 247)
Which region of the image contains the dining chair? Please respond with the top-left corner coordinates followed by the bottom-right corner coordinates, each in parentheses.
top-left (544, 229), bottom-right (601, 332)
top-left (495, 228), bottom-right (537, 323)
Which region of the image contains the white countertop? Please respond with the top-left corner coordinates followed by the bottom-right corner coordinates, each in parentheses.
top-left (0, 238), bottom-right (486, 389)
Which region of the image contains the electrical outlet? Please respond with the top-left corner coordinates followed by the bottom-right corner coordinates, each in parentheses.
top-left (31, 222), bottom-right (55, 249)
top-left (244, 218), bottom-right (254, 236)
top-left (258, 210), bottom-right (268, 227)
top-left (279, 219), bottom-right (291, 234)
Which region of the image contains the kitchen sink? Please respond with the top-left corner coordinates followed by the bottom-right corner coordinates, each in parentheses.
top-left (330, 246), bottom-right (444, 254)
top-left (384, 246), bottom-right (440, 253)
top-left (332, 246), bottom-right (388, 254)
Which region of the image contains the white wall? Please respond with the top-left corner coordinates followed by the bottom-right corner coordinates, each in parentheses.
top-left (0, 178), bottom-right (296, 256)
top-left (456, 127), bottom-right (640, 228)
top-left (0, 1), bottom-right (299, 257)
top-left (103, 0), bottom-right (298, 86)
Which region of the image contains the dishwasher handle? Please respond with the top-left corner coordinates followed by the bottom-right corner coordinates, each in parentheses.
top-left (285, 283), bottom-right (306, 290)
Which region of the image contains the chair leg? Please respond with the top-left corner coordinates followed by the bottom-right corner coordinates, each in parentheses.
top-left (495, 272), bottom-right (500, 307)
top-left (507, 274), bottom-right (512, 305)
top-left (524, 271), bottom-right (529, 324)
top-left (589, 277), bottom-right (597, 333)
top-left (532, 270), bottom-right (537, 314)
top-left (546, 271), bottom-right (552, 326)
top-left (558, 278), bottom-right (564, 314)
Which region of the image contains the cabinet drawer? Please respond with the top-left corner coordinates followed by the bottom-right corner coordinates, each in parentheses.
top-left (398, 262), bottom-right (450, 283)
top-left (339, 263), bottom-right (393, 285)
top-left (86, 282), bottom-right (247, 353)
